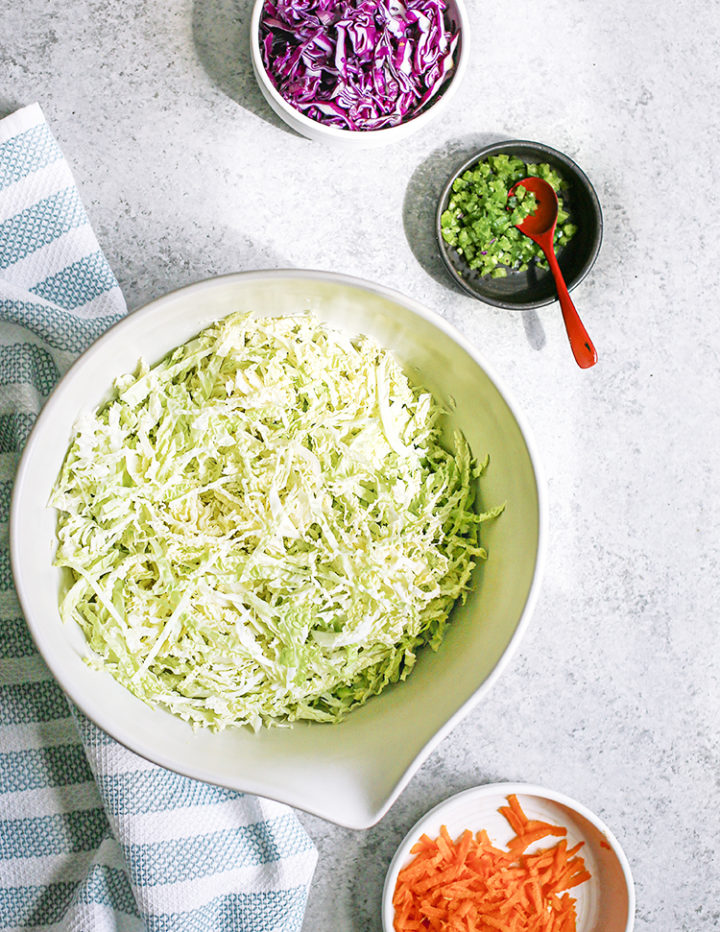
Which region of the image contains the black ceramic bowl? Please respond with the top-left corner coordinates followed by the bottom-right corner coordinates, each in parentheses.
top-left (436, 140), bottom-right (603, 310)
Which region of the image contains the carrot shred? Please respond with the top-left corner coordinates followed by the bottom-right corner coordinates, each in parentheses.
top-left (392, 795), bottom-right (592, 932)
top-left (498, 805), bottom-right (526, 837)
top-left (506, 794), bottom-right (528, 825)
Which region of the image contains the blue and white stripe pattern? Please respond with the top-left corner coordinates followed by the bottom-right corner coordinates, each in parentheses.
top-left (0, 104), bottom-right (317, 932)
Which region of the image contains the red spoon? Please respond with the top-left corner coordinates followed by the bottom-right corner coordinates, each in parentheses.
top-left (509, 176), bottom-right (597, 369)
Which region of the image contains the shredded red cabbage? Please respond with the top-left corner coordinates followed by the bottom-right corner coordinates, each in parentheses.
top-left (259, 0), bottom-right (460, 131)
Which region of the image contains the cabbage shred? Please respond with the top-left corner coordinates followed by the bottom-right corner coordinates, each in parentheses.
top-left (51, 313), bottom-right (501, 730)
top-left (260, 0), bottom-right (460, 131)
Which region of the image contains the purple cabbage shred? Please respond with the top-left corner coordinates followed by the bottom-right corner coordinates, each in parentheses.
top-left (259, 0), bottom-right (460, 131)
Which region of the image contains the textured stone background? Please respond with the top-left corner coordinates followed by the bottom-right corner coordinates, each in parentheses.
top-left (1, 0), bottom-right (718, 929)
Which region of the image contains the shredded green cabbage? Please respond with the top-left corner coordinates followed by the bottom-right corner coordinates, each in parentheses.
top-left (51, 312), bottom-right (502, 730)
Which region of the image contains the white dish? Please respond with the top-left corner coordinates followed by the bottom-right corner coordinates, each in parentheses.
top-left (11, 270), bottom-right (545, 828)
top-left (382, 783), bottom-right (635, 931)
top-left (249, 0), bottom-right (469, 149)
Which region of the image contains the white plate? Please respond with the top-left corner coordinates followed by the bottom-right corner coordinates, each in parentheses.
top-left (382, 783), bottom-right (635, 931)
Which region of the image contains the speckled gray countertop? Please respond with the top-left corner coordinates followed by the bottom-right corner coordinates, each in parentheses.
top-left (2, 0), bottom-right (719, 928)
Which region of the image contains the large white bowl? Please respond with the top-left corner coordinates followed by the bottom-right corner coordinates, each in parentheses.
top-left (249, 0), bottom-right (469, 149)
top-left (11, 270), bottom-right (545, 828)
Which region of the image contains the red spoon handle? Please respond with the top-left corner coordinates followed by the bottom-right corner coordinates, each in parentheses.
top-left (543, 240), bottom-right (598, 369)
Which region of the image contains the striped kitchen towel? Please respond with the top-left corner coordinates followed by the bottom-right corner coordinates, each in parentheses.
top-left (0, 103), bottom-right (317, 932)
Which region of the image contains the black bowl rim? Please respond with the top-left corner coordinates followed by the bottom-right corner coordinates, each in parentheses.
top-left (436, 139), bottom-right (604, 310)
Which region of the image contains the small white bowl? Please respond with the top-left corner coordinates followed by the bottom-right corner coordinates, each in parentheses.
top-left (382, 783), bottom-right (635, 932)
top-left (11, 270), bottom-right (544, 829)
top-left (249, 0), bottom-right (469, 148)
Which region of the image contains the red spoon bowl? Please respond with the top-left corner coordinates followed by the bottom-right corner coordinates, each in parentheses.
top-left (436, 140), bottom-right (603, 310)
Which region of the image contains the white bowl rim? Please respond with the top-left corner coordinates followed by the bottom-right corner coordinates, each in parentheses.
top-left (381, 781), bottom-right (636, 931)
top-left (10, 268), bottom-right (547, 826)
top-left (249, 0), bottom-right (470, 143)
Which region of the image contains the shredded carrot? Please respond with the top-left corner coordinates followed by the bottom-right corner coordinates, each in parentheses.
top-left (392, 794), bottom-right (591, 932)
